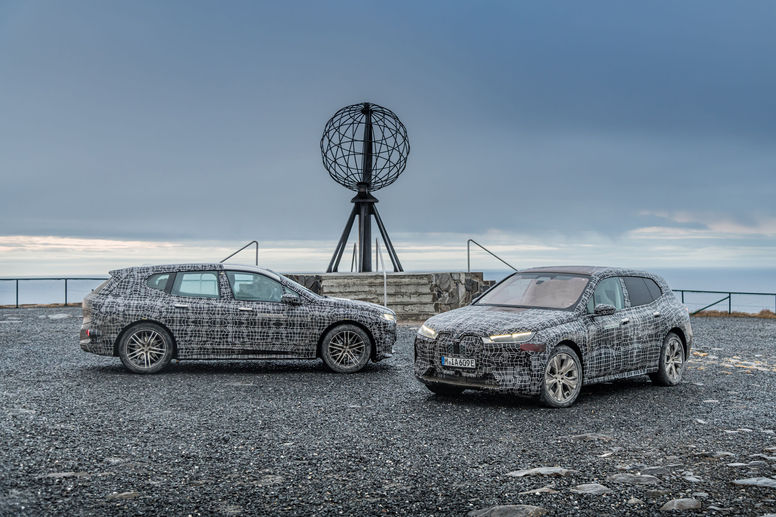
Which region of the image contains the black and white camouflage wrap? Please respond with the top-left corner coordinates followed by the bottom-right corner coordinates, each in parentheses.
top-left (80, 263), bottom-right (396, 362)
top-left (414, 266), bottom-right (693, 396)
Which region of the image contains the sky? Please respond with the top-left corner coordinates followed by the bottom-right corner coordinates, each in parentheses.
top-left (1, 0), bottom-right (775, 276)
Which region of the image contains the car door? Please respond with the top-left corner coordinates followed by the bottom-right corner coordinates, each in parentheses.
top-left (628, 276), bottom-right (668, 369)
top-left (167, 270), bottom-right (230, 357)
top-left (584, 276), bottom-right (633, 378)
top-left (621, 276), bottom-right (661, 371)
top-left (224, 271), bottom-right (310, 355)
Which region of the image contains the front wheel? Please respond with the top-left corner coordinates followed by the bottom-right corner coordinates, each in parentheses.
top-left (320, 324), bottom-right (372, 373)
top-left (650, 332), bottom-right (685, 386)
top-left (118, 323), bottom-right (174, 374)
top-left (540, 345), bottom-right (583, 408)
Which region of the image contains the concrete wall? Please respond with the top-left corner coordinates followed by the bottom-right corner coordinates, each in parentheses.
top-left (285, 272), bottom-right (493, 323)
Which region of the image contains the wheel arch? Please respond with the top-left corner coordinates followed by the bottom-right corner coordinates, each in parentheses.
top-left (113, 319), bottom-right (178, 358)
top-left (554, 339), bottom-right (584, 375)
top-left (317, 320), bottom-right (377, 360)
top-left (668, 327), bottom-right (688, 358)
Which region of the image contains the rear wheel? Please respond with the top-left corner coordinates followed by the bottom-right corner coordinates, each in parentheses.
top-left (320, 324), bottom-right (372, 373)
top-left (540, 345), bottom-right (582, 408)
top-left (118, 323), bottom-right (174, 374)
top-left (650, 332), bottom-right (684, 386)
top-left (425, 383), bottom-right (465, 396)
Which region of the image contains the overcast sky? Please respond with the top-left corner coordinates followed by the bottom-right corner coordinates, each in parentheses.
top-left (1, 1), bottom-right (775, 274)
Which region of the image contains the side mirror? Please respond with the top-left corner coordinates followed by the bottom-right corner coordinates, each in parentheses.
top-left (593, 304), bottom-right (616, 316)
top-left (281, 292), bottom-right (302, 305)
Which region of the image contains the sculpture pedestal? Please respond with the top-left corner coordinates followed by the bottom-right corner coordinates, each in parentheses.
top-left (284, 272), bottom-right (492, 323)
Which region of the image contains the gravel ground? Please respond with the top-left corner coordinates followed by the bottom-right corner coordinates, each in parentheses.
top-left (1, 308), bottom-right (775, 516)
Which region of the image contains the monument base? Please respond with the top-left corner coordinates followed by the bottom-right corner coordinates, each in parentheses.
top-left (284, 272), bottom-right (492, 323)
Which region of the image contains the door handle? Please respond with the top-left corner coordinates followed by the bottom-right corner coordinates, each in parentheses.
top-left (174, 304), bottom-right (189, 309)
top-left (621, 318), bottom-right (630, 325)
top-left (238, 307), bottom-right (254, 312)
top-left (653, 311), bottom-right (661, 318)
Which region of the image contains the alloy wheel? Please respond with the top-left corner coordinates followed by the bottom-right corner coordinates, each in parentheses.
top-left (544, 352), bottom-right (580, 405)
top-left (328, 330), bottom-right (366, 369)
top-left (125, 329), bottom-right (168, 370)
top-left (664, 336), bottom-right (684, 382)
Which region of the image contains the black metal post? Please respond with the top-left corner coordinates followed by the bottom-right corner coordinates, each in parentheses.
top-left (372, 204), bottom-right (403, 272)
top-left (681, 291), bottom-right (685, 303)
top-left (15, 279), bottom-right (19, 308)
top-left (64, 279), bottom-right (68, 306)
top-left (728, 294), bottom-right (732, 314)
top-left (327, 206), bottom-right (358, 272)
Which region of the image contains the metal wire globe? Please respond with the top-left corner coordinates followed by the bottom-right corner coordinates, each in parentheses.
top-left (320, 102), bottom-right (410, 192)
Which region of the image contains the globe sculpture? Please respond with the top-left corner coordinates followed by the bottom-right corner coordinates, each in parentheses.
top-left (321, 102), bottom-right (410, 272)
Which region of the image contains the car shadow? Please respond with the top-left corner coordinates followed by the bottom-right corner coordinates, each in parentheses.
top-left (85, 358), bottom-right (398, 377)
top-left (422, 375), bottom-right (661, 409)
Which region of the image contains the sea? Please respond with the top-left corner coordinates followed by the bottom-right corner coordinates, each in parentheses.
top-left (2, 268), bottom-right (775, 314)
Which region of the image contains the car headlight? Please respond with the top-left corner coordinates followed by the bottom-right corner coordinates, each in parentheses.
top-left (482, 331), bottom-right (534, 344)
top-left (417, 324), bottom-right (438, 339)
top-left (382, 313), bottom-right (395, 322)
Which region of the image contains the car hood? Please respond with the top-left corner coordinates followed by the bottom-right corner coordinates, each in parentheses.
top-left (423, 304), bottom-right (576, 337)
top-left (322, 296), bottom-right (391, 315)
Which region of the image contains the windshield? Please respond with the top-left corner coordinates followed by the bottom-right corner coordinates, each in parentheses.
top-left (281, 276), bottom-right (321, 298)
top-left (475, 273), bottom-right (590, 310)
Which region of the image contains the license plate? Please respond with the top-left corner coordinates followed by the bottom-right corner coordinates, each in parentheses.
top-left (441, 356), bottom-right (475, 369)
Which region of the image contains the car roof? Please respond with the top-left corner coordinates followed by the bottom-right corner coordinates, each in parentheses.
top-left (519, 265), bottom-right (663, 280)
top-left (110, 263), bottom-right (281, 281)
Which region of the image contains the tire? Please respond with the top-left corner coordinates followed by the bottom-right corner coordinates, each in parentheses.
top-left (118, 322), bottom-right (174, 374)
top-left (425, 383), bottom-right (465, 397)
top-left (650, 332), bottom-right (685, 386)
top-left (320, 324), bottom-right (372, 373)
top-left (540, 345), bottom-right (583, 408)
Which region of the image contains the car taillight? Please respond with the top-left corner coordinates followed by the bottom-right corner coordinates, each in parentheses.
top-left (520, 343), bottom-right (545, 353)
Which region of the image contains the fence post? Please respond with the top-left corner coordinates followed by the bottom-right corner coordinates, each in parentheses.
top-left (467, 240), bottom-right (471, 273)
top-left (728, 293), bottom-right (732, 314)
top-left (64, 279), bottom-right (68, 306)
top-left (15, 279), bottom-right (19, 308)
top-left (681, 291), bottom-right (684, 303)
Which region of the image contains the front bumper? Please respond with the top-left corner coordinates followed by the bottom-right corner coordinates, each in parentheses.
top-left (413, 333), bottom-right (547, 395)
top-left (373, 320), bottom-right (397, 361)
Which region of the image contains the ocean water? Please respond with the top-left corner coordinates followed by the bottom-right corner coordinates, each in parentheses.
top-left (2, 268), bottom-right (775, 314)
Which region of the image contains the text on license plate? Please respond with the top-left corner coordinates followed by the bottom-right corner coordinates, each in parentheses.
top-left (441, 356), bottom-right (476, 369)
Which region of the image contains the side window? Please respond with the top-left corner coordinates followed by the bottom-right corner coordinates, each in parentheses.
top-left (171, 271), bottom-right (220, 298)
top-left (587, 277), bottom-right (625, 313)
top-left (226, 271), bottom-right (286, 302)
top-left (644, 278), bottom-right (662, 300)
top-left (146, 273), bottom-right (171, 292)
top-left (623, 277), bottom-right (653, 307)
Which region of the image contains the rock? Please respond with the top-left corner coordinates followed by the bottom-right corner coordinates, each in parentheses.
top-left (750, 454), bottom-right (776, 461)
top-left (695, 419), bottom-right (708, 424)
top-left (468, 505), bottom-right (548, 517)
top-left (691, 492), bottom-right (709, 498)
top-left (566, 432), bottom-right (613, 442)
top-left (660, 498), bottom-right (702, 511)
top-left (41, 471), bottom-right (89, 479)
top-left (642, 465), bottom-right (680, 476)
top-left (571, 483), bottom-right (611, 495)
top-left (683, 473), bottom-right (701, 483)
top-left (519, 485), bottom-right (558, 495)
top-left (732, 477), bottom-right (776, 489)
top-left (506, 467), bottom-right (577, 477)
top-left (765, 446), bottom-right (776, 452)
top-left (47, 313), bottom-right (70, 320)
top-left (647, 490), bottom-right (670, 498)
top-left (607, 473), bottom-right (660, 485)
top-left (104, 457), bottom-right (125, 465)
top-left (703, 399), bottom-right (719, 403)
top-left (627, 497), bottom-right (644, 505)
top-left (711, 451), bottom-right (736, 458)
top-left (106, 491), bottom-right (140, 500)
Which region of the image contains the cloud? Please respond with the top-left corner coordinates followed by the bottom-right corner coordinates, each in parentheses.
top-left (633, 212), bottom-right (776, 239)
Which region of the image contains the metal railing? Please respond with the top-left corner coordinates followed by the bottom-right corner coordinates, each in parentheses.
top-left (675, 289), bottom-right (776, 315)
top-left (220, 240), bottom-right (259, 266)
top-left (0, 277), bottom-right (109, 308)
top-left (466, 239), bottom-right (518, 273)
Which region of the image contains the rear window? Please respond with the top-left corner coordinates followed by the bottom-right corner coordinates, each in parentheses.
top-left (146, 273), bottom-right (171, 292)
top-left (623, 276), bottom-right (655, 306)
top-left (644, 278), bottom-right (662, 300)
